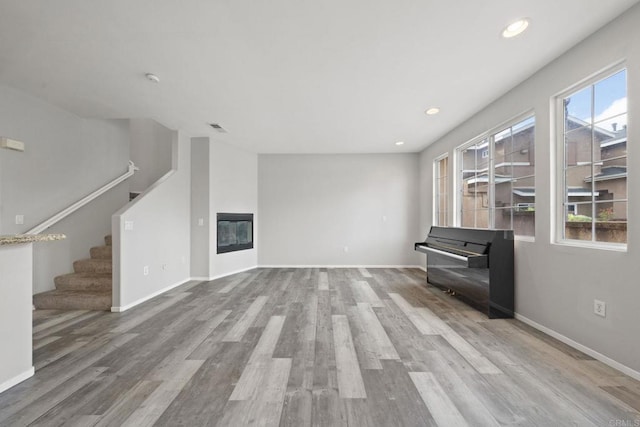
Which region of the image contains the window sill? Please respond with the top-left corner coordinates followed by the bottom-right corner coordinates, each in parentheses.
top-left (553, 239), bottom-right (627, 253)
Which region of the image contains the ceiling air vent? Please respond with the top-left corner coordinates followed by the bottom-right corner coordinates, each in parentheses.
top-left (209, 123), bottom-right (228, 133)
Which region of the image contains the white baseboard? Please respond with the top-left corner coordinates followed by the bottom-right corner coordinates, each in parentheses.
top-left (515, 313), bottom-right (640, 381)
top-left (111, 278), bottom-right (190, 313)
top-left (258, 265), bottom-right (423, 269)
top-left (190, 276), bottom-right (215, 281)
top-left (206, 266), bottom-right (258, 281)
top-left (0, 366), bottom-right (34, 394)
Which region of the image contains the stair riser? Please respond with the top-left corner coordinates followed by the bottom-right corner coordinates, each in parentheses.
top-left (33, 294), bottom-right (111, 311)
top-left (55, 278), bottom-right (111, 292)
top-left (73, 260), bottom-right (112, 274)
top-left (90, 246), bottom-right (112, 259)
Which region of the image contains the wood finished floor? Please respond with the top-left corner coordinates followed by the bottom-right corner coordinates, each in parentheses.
top-left (1, 268), bottom-right (639, 426)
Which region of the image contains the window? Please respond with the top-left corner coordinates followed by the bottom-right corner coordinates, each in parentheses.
top-left (433, 155), bottom-right (449, 226)
top-left (458, 115), bottom-right (535, 236)
top-left (559, 68), bottom-right (627, 247)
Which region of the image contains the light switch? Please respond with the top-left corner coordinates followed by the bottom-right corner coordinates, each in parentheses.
top-left (1, 137), bottom-right (25, 152)
top-left (125, 220), bottom-right (134, 231)
top-left (15, 214), bottom-right (24, 225)
top-left (198, 218), bottom-right (204, 226)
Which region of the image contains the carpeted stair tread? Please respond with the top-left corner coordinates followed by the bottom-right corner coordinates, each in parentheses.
top-left (36, 233), bottom-right (114, 311)
top-left (54, 272), bottom-right (112, 291)
top-left (90, 245), bottom-right (112, 259)
top-left (73, 258), bottom-right (112, 274)
top-left (33, 289), bottom-right (111, 311)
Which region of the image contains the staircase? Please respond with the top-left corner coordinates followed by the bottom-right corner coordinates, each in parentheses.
top-left (33, 235), bottom-right (113, 311)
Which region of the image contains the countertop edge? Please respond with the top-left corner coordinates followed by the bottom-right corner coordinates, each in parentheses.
top-left (0, 234), bottom-right (67, 246)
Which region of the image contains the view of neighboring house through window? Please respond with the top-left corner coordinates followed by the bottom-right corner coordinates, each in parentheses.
top-left (458, 115), bottom-right (535, 236)
top-left (560, 68), bottom-right (627, 246)
top-left (493, 117), bottom-right (536, 237)
top-left (459, 138), bottom-right (490, 229)
top-left (433, 154), bottom-right (449, 226)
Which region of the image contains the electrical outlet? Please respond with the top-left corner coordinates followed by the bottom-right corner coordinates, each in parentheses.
top-left (15, 214), bottom-right (24, 225)
top-left (344, 246), bottom-right (349, 253)
top-left (198, 218), bottom-right (204, 226)
top-left (162, 263), bottom-right (167, 271)
top-left (594, 299), bottom-right (606, 317)
top-left (124, 220), bottom-right (134, 231)
top-left (143, 266), bottom-right (149, 276)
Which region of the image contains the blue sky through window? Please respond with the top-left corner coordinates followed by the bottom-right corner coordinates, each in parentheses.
top-left (564, 69), bottom-right (626, 131)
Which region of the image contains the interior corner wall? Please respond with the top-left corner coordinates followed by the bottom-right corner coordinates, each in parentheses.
top-left (418, 3), bottom-right (640, 375)
top-left (129, 118), bottom-right (173, 193)
top-left (190, 137), bottom-right (211, 278)
top-left (258, 154), bottom-right (421, 267)
top-left (113, 131), bottom-right (191, 310)
top-left (209, 141), bottom-right (258, 278)
top-left (0, 86), bottom-right (130, 294)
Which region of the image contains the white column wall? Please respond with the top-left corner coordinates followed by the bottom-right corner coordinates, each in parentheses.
top-left (0, 244), bottom-right (34, 393)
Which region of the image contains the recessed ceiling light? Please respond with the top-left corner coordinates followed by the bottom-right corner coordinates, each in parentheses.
top-left (395, 141), bottom-right (405, 146)
top-left (425, 107), bottom-right (440, 115)
top-left (502, 18), bottom-right (529, 38)
top-left (145, 73), bottom-right (160, 83)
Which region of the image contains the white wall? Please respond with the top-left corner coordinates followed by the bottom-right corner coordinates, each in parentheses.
top-left (129, 118), bottom-right (173, 193)
top-left (0, 86), bottom-right (130, 294)
top-left (0, 244), bottom-right (33, 393)
top-left (209, 141), bottom-right (258, 277)
top-left (112, 130), bottom-right (191, 311)
top-left (190, 137), bottom-right (211, 278)
top-left (190, 139), bottom-right (258, 280)
top-left (419, 4), bottom-right (640, 375)
top-left (259, 154), bottom-right (420, 266)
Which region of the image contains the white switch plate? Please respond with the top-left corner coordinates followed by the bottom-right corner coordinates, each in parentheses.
top-left (143, 266), bottom-right (149, 276)
top-left (15, 214), bottom-right (24, 225)
top-left (198, 218), bottom-right (204, 226)
top-left (1, 137), bottom-right (25, 152)
top-left (594, 299), bottom-right (606, 317)
top-left (125, 220), bottom-right (134, 231)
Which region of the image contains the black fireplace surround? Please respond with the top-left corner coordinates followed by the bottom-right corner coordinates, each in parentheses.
top-left (217, 213), bottom-right (253, 254)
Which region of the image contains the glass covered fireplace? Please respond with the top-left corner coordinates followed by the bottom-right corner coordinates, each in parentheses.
top-left (217, 213), bottom-right (254, 254)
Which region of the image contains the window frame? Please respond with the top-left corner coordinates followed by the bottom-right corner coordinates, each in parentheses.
top-left (455, 111), bottom-right (536, 239)
top-left (554, 64), bottom-right (628, 251)
top-left (433, 153), bottom-right (449, 226)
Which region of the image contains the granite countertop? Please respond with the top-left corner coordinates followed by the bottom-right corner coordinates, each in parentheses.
top-left (0, 234), bottom-right (66, 245)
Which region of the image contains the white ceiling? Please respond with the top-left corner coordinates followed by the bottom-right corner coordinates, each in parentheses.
top-left (0, 0), bottom-right (638, 153)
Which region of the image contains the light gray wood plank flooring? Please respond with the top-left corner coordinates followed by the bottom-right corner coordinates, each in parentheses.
top-left (2, 267), bottom-right (639, 426)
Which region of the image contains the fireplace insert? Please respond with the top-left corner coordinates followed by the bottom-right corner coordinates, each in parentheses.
top-left (217, 213), bottom-right (253, 254)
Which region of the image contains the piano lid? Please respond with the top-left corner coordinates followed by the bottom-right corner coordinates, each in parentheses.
top-left (416, 226), bottom-right (513, 257)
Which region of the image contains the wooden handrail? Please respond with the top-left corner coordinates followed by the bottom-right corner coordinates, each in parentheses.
top-left (26, 161), bottom-right (138, 234)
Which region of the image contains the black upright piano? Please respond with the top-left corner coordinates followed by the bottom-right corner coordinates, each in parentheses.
top-left (415, 226), bottom-right (514, 319)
